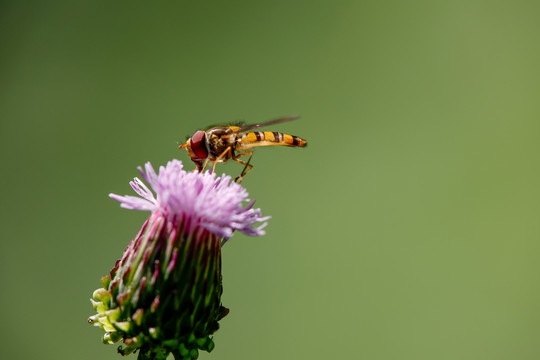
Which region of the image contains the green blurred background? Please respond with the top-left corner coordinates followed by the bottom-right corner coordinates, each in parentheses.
top-left (1, 1), bottom-right (539, 359)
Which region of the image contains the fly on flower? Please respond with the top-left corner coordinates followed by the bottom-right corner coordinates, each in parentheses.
top-left (179, 116), bottom-right (307, 182)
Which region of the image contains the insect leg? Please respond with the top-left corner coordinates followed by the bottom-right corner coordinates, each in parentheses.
top-left (200, 158), bottom-right (211, 172)
top-left (211, 146), bottom-right (233, 173)
top-left (232, 151), bottom-right (254, 183)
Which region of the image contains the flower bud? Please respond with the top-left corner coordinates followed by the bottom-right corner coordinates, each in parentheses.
top-left (89, 160), bottom-right (268, 360)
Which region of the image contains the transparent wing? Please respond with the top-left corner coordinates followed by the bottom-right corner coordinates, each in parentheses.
top-left (238, 115), bottom-right (300, 133)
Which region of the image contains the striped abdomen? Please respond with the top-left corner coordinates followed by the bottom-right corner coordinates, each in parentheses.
top-left (236, 131), bottom-right (307, 151)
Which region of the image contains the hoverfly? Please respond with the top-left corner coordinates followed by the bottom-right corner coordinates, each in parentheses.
top-left (179, 116), bottom-right (307, 182)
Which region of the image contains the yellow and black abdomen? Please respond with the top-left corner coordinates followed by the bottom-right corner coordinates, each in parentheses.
top-left (236, 131), bottom-right (307, 151)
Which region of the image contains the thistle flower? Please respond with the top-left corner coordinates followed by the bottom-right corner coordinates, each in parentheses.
top-left (88, 160), bottom-right (269, 360)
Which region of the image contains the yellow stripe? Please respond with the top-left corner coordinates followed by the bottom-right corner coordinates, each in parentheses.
top-left (283, 134), bottom-right (293, 144)
top-left (263, 132), bottom-right (275, 141)
top-left (244, 133), bottom-right (258, 143)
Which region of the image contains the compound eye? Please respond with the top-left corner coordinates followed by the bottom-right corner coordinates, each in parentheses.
top-left (190, 131), bottom-right (208, 159)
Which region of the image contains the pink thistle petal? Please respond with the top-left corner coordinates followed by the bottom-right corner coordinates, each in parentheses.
top-left (109, 194), bottom-right (156, 211)
top-left (110, 160), bottom-right (268, 241)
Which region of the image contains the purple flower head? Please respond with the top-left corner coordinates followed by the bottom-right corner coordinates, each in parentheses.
top-left (110, 159), bottom-right (269, 239)
top-left (90, 160), bottom-right (270, 359)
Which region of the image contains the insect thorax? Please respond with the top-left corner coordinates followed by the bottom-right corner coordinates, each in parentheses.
top-left (206, 127), bottom-right (237, 158)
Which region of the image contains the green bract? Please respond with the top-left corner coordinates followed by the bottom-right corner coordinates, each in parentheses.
top-left (89, 212), bottom-right (227, 360)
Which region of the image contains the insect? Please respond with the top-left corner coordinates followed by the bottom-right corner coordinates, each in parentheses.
top-left (179, 116), bottom-right (307, 182)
